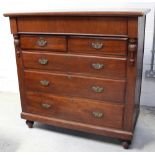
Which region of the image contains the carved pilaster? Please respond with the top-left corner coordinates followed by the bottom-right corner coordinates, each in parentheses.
top-left (13, 34), bottom-right (20, 57)
top-left (128, 38), bottom-right (137, 66)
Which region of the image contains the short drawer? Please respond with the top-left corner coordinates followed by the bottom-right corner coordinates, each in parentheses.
top-left (24, 71), bottom-right (126, 103)
top-left (68, 37), bottom-right (127, 56)
top-left (20, 35), bottom-right (66, 52)
top-left (25, 91), bottom-right (124, 129)
top-left (23, 52), bottom-right (126, 79)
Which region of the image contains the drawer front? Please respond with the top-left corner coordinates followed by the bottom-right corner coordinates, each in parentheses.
top-left (20, 35), bottom-right (66, 52)
top-left (25, 91), bottom-right (124, 129)
top-left (17, 17), bottom-right (128, 35)
top-left (68, 37), bottom-right (127, 56)
top-left (22, 52), bottom-right (127, 79)
top-left (24, 71), bottom-right (126, 103)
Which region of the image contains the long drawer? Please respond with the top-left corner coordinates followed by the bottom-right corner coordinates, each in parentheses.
top-left (25, 91), bottom-right (124, 129)
top-left (24, 71), bottom-right (126, 103)
top-left (22, 52), bottom-right (127, 79)
top-left (17, 17), bottom-right (128, 35)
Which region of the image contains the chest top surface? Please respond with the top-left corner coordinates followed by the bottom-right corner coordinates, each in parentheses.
top-left (4, 8), bottom-right (150, 17)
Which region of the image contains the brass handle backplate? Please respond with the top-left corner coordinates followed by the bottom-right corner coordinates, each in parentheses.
top-left (92, 111), bottom-right (103, 118)
top-left (38, 58), bottom-right (48, 65)
top-left (37, 38), bottom-right (47, 47)
top-left (40, 80), bottom-right (50, 86)
top-left (91, 42), bottom-right (103, 49)
top-left (92, 86), bottom-right (104, 93)
top-left (92, 63), bottom-right (104, 70)
top-left (41, 103), bottom-right (51, 109)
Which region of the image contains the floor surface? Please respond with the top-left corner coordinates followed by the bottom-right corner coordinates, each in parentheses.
top-left (0, 92), bottom-right (155, 152)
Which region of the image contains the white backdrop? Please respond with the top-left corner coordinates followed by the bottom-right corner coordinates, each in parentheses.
top-left (0, 0), bottom-right (154, 106)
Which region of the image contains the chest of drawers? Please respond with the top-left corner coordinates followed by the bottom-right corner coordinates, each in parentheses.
top-left (4, 9), bottom-right (150, 149)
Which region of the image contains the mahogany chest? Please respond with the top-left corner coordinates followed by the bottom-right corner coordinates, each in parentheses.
top-left (4, 9), bottom-right (150, 149)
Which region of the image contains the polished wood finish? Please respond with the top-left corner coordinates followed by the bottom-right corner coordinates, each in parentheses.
top-left (68, 36), bottom-right (127, 56)
top-left (5, 10), bottom-right (149, 148)
top-left (20, 35), bottom-right (67, 52)
top-left (22, 52), bottom-right (127, 79)
top-left (24, 71), bottom-right (126, 103)
top-left (25, 91), bottom-right (124, 129)
top-left (21, 112), bottom-right (132, 140)
top-left (4, 9), bottom-right (150, 17)
top-left (17, 17), bottom-right (128, 35)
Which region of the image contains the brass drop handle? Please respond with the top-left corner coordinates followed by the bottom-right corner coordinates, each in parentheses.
top-left (92, 63), bottom-right (104, 70)
top-left (92, 86), bottom-right (104, 93)
top-left (91, 41), bottom-right (103, 49)
top-left (38, 58), bottom-right (48, 65)
top-left (40, 80), bottom-right (50, 86)
top-left (92, 111), bottom-right (103, 118)
top-left (37, 38), bottom-right (47, 47)
top-left (41, 103), bottom-right (51, 109)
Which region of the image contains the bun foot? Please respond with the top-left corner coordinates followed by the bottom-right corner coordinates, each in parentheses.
top-left (121, 140), bottom-right (131, 149)
top-left (26, 120), bottom-right (34, 128)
